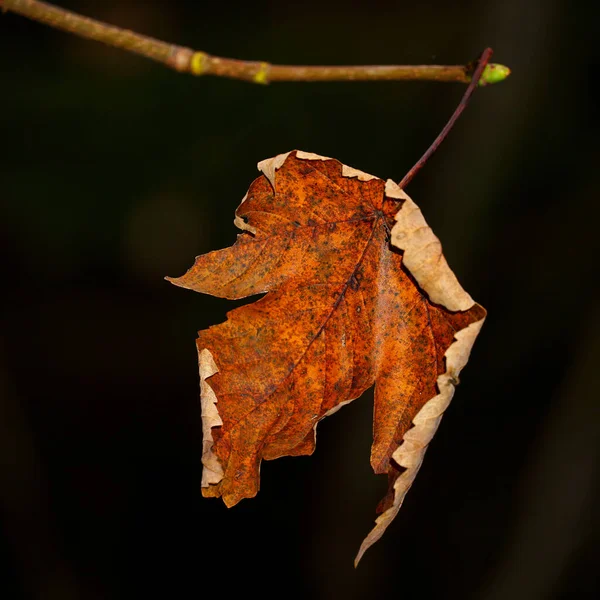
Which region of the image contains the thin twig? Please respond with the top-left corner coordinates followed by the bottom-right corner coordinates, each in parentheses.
top-left (1, 0), bottom-right (510, 86)
top-left (398, 48), bottom-right (494, 189)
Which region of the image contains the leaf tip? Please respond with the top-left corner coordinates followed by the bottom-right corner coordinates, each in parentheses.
top-left (164, 274), bottom-right (185, 289)
top-left (353, 551), bottom-right (365, 569)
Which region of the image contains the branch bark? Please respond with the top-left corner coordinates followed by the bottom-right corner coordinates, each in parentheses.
top-left (2, 0), bottom-right (510, 85)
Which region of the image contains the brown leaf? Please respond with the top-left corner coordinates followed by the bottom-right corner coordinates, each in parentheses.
top-left (167, 150), bottom-right (486, 564)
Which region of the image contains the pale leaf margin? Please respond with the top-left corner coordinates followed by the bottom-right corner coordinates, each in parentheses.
top-left (196, 151), bottom-right (485, 565)
top-left (199, 348), bottom-right (224, 487)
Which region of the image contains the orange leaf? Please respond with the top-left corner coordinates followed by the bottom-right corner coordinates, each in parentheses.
top-left (167, 151), bottom-right (486, 564)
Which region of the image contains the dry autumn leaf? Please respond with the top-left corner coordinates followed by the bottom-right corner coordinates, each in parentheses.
top-left (167, 150), bottom-right (486, 564)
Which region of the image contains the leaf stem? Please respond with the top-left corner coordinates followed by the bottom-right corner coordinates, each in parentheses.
top-left (2, 1), bottom-right (510, 86)
top-left (398, 48), bottom-right (494, 189)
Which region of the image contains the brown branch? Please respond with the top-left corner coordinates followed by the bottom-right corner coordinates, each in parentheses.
top-left (398, 48), bottom-right (493, 189)
top-left (1, 0), bottom-right (510, 85)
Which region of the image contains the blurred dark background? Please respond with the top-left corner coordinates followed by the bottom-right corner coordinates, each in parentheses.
top-left (1, 1), bottom-right (598, 598)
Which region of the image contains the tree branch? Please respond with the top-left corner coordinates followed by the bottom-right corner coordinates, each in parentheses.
top-left (1, 0), bottom-right (511, 86)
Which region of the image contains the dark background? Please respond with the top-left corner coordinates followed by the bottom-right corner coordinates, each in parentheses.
top-left (1, 1), bottom-right (598, 599)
